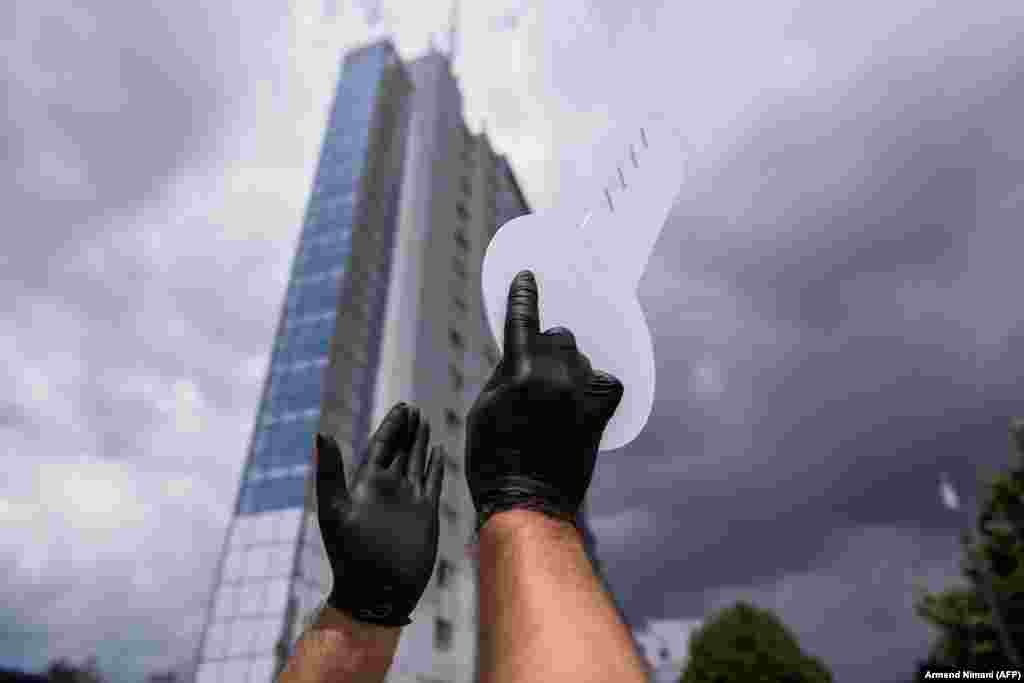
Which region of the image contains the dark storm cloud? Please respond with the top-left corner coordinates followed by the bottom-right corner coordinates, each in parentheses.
top-left (586, 12), bottom-right (1024, 678)
top-left (704, 72), bottom-right (1019, 333)
top-left (2, 1), bottom-right (274, 298)
top-left (1, 211), bottom-right (277, 464)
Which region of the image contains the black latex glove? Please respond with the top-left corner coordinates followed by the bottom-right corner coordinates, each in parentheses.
top-left (315, 403), bottom-right (445, 627)
top-left (466, 270), bottom-right (624, 532)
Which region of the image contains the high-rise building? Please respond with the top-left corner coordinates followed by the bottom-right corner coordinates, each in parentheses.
top-left (191, 37), bottom-right (613, 683)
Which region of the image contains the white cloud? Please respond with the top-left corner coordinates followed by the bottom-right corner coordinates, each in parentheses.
top-left (159, 378), bottom-right (206, 434)
top-left (62, 467), bottom-right (128, 519)
top-left (692, 355), bottom-right (725, 398)
top-left (590, 506), bottom-right (658, 550)
top-left (165, 476), bottom-right (195, 499)
top-left (0, 498), bottom-right (41, 526)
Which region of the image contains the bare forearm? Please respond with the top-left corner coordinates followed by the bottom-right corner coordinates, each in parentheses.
top-left (278, 604), bottom-right (401, 683)
top-left (477, 510), bottom-right (648, 683)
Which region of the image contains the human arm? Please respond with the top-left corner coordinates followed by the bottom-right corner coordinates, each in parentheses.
top-left (278, 605), bottom-right (400, 683)
top-left (280, 403), bottom-right (446, 683)
top-left (466, 270), bottom-right (647, 683)
top-left (478, 510), bottom-right (649, 683)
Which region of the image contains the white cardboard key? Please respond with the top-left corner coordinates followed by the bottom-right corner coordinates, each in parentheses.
top-left (481, 118), bottom-right (689, 451)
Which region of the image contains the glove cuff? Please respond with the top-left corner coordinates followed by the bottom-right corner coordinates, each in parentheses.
top-left (326, 590), bottom-right (414, 627)
top-left (473, 477), bottom-right (580, 535)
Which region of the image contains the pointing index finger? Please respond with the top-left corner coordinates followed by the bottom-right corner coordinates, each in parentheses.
top-left (504, 270), bottom-right (539, 365)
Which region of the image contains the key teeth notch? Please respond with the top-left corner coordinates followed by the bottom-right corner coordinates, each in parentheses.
top-left (613, 128), bottom-right (650, 202)
top-left (596, 123), bottom-right (662, 217)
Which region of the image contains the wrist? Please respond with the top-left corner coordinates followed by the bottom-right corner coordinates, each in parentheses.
top-left (472, 477), bottom-right (581, 533)
top-left (314, 604), bottom-right (403, 637)
top-left (326, 588), bottom-right (414, 628)
top-left (480, 509), bottom-right (581, 546)
top-left (302, 604), bottom-right (402, 661)
top-left (281, 604), bottom-right (401, 679)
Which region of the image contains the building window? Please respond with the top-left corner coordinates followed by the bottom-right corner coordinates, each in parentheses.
top-left (454, 229), bottom-right (470, 251)
top-left (456, 202), bottom-right (470, 221)
top-left (453, 256), bottom-right (468, 280)
top-left (435, 618), bottom-right (453, 651)
top-left (453, 295), bottom-right (467, 314)
top-left (441, 501), bottom-right (457, 522)
top-left (449, 365), bottom-right (464, 391)
top-left (437, 558), bottom-right (452, 587)
top-left (449, 328), bottom-right (464, 350)
top-left (460, 176), bottom-right (472, 196)
top-left (445, 408), bottom-right (462, 430)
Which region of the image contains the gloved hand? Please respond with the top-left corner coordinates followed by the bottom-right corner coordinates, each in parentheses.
top-left (466, 270), bottom-right (625, 532)
top-left (315, 403), bottom-right (445, 626)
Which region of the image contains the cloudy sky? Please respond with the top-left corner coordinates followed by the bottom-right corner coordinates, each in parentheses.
top-left (3, 0), bottom-right (1024, 681)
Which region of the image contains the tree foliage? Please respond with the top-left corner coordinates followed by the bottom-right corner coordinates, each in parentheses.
top-left (145, 671), bottom-right (181, 683)
top-left (44, 657), bottom-right (104, 683)
top-left (680, 601), bottom-right (832, 683)
top-left (915, 418), bottom-right (1024, 668)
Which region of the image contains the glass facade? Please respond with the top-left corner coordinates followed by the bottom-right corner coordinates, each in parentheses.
top-left (238, 42), bottom-right (389, 519)
top-left (347, 57), bottom-right (407, 463)
top-left (193, 41), bottom-right (408, 683)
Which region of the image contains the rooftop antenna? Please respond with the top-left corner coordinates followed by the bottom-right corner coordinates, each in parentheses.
top-left (448, 0), bottom-right (460, 67)
top-left (364, 0), bottom-right (382, 27)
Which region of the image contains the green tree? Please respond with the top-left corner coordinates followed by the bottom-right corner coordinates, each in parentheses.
top-left (44, 657), bottom-right (104, 683)
top-left (680, 601), bottom-right (832, 683)
top-left (915, 418), bottom-right (1024, 668)
top-left (145, 671), bottom-right (181, 683)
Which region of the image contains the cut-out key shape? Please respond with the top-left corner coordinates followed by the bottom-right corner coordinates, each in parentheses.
top-left (481, 116), bottom-right (690, 451)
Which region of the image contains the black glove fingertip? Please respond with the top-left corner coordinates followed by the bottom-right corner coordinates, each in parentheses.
top-left (317, 433), bottom-right (347, 479)
top-left (317, 431), bottom-right (340, 452)
top-left (314, 433), bottom-right (329, 467)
